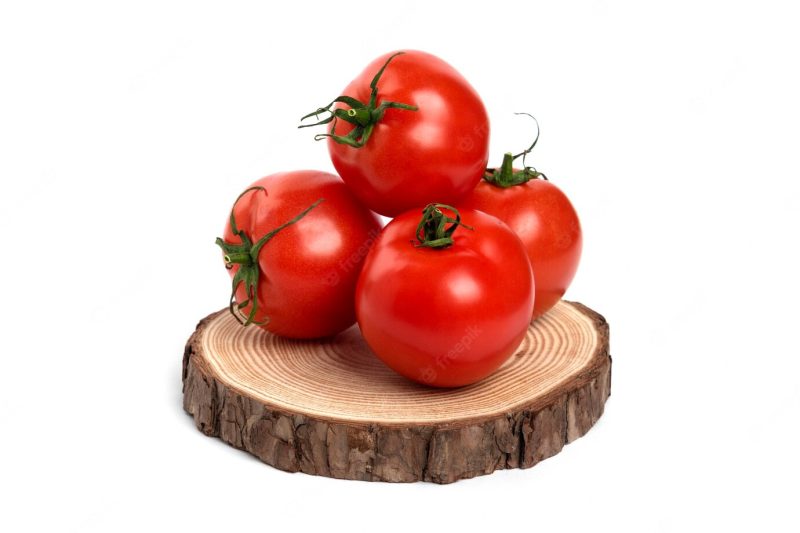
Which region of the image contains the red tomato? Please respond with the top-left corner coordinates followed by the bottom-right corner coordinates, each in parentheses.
top-left (356, 204), bottom-right (534, 387)
top-left (301, 51), bottom-right (490, 217)
top-left (462, 166), bottom-right (582, 320)
top-left (216, 170), bottom-right (381, 339)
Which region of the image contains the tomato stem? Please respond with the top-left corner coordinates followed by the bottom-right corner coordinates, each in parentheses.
top-left (298, 52), bottom-right (419, 148)
top-left (484, 113), bottom-right (548, 188)
top-left (223, 252), bottom-right (252, 266)
top-left (215, 188), bottom-right (323, 326)
top-left (414, 203), bottom-right (473, 249)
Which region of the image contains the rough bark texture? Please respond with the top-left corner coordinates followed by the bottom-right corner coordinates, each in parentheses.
top-left (182, 302), bottom-right (611, 484)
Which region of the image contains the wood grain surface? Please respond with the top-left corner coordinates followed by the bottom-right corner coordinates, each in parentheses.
top-left (182, 300), bottom-right (611, 483)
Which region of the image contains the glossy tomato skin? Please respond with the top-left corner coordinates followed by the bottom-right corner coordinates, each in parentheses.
top-left (355, 208), bottom-right (534, 387)
top-left (461, 178), bottom-right (582, 320)
top-left (223, 170), bottom-right (381, 339)
top-left (328, 51), bottom-right (490, 217)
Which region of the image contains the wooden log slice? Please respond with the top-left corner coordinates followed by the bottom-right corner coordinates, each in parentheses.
top-left (182, 301), bottom-right (611, 484)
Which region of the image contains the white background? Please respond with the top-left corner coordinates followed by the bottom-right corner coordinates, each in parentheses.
top-left (2, 1), bottom-right (799, 531)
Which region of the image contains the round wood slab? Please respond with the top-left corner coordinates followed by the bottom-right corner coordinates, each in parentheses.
top-left (182, 300), bottom-right (611, 484)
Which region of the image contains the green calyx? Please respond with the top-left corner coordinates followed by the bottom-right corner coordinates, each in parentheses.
top-left (298, 51), bottom-right (419, 148)
top-left (484, 112), bottom-right (548, 188)
top-left (215, 186), bottom-right (323, 326)
top-left (414, 203), bottom-right (473, 249)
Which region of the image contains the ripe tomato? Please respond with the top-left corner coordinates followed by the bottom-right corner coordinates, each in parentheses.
top-left (216, 170), bottom-right (381, 339)
top-left (300, 51), bottom-right (490, 217)
top-left (356, 204), bottom-right (534, 387)
top-left (462, 154), bottom-right (582, 320)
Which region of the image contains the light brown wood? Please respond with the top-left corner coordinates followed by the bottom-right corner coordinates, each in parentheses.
top-left (182, 300), bottom-right (611, 483)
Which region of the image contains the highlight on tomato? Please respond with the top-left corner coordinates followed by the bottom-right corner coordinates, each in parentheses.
top-left (461, 114), bottom-right (582, 320)
top-left (215, 170), bottom-right (382, 339)
top-left (355, 204), bottom-right (534, 387)
top-left (299, 50), bottom-right (490, 217)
